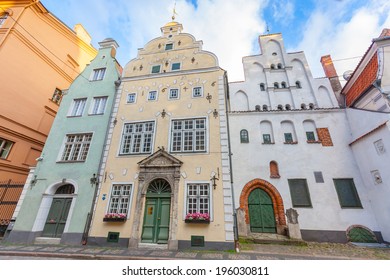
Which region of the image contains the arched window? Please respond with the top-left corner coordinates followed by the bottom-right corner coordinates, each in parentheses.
top-left (260, 83), bottom-right (265, 91)
top-left (281, 120), bottom-right (297, 144)
top-left (295, 81), bottom-right (302, 88)
top-left (309, 103), bottom-right (315, 109)
top-left (270, 161), bottom-right (280, 178)
top-left (281, 82), bottom-right (287, 88)
top-left (260, 120), bottom-right (274, 144)
top-left (277, 63), bottom-right (282, 69)
top-left (277, 104), bottom-right (283, 110)
top-left (274, 82), bottom-right (279, 89)
top-left (285, 104), bottom-right (291, 110)
top-left (303, 120), bottom-right (318, 142)
top-left (240, 129), bottom-right (249, 143)
top-left (301, 103), bottom-right (307, 110)
top-left (55, 184), bottom-right (75, 194)
top-left (270, 64), bottom-right (276, 70)
top-left (262, 105), bottom-right (268, 111)
top-left (255, 105), bottom-right (261, 111)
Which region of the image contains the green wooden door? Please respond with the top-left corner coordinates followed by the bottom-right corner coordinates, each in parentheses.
top-left (42, 198), bottom-right (72, 237)
top-left (141, 198), bottom-right (171, 243)
top-left (141, 179), bottom-right (171, 244)
top-left (248, 188), bottom-right (276, 233)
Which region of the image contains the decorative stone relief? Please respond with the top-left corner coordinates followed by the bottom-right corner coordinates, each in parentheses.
top-left (371, 170), bottom-right (382, 184)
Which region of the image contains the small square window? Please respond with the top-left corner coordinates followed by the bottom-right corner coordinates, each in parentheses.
top-left (171, 63), bottom-right (181, 71)
top-left (193, 87), bottom-right (202, 97)
top-left (127, 93), bottom-right (136, 104)
top-left (314, 171), bottom-right (324, 183)
top-left (169, 88), bottom-right (179, 99)
top-left (263, 134), bottom-right (272, 144)
top-left (306, 131), bottom-right (315, 141)
top-left (288, 179), bottom-right (312, 207)
top-left (151, 65), bottom-right (161, 74)
top-left (148, 91), bottom-right (157, 101)
top-left (284, 133), bottom-right (293, 143)
top-left (165, 43), bottom-right (173, 50)
top-left (91, 68), bottom-right (106, 81)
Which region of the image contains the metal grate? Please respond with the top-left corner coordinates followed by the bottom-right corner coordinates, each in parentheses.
top-left (191, 235), bottom-right (205, 247)
top-left (107, 232), bottom-right (120, 243)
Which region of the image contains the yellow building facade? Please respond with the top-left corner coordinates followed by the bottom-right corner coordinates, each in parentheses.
top-left (89, 21), bottom-right (235, 250)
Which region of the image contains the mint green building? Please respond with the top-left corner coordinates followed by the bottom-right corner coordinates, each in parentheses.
top-left (7, 39), bottom-right (121, 245)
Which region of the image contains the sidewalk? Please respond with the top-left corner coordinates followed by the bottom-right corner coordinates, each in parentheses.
top-left (1, 240), bottom-right (389, 260)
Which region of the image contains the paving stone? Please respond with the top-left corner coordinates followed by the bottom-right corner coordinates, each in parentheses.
top-left (81, 248), bottom-right (106, 254)
top-left (101, 249), bottom-right (127, 255)
top-left (20, 246), bottom-right (43, 251)
top-left (59, 247), bottom-right (84, 253)
top-left (39, 247), bottom-right (62, 252)
top-left (174, 252), bottom-right (198, 258)
top-left (150, 250), bottom-right (174, 257)
top-left (200, 253), bottom-right (223, 259)
top-left (227, 254), bottom-right (251, 260)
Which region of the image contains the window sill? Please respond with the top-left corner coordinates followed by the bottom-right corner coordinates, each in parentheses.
top-left (284, 141), bottom-right (298, 145)
top-left (307, 140), bottom-right (321, 144)
top-left (270, 175), bottom-right (280, 179)
top-left (185, 219), bottom-right (210, 224)
top-left (57, 160), bottom-right (86, 163)
top-left (262, 142), bottom-right (275, 145)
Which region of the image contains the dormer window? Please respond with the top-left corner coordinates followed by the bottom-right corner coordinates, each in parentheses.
top-left (165, 43), bottom-right (173, 50)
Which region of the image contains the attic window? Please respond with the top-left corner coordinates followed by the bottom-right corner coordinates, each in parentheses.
top-left (165, 43), bottom-right (173, 50)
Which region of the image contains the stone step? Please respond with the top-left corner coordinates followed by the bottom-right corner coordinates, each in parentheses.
top-left (138, 243), bottom-right (168, 250)
top-left (34, 237), bottom-right (61, 245)
top-left (240, 233), bottom-right (306, 246)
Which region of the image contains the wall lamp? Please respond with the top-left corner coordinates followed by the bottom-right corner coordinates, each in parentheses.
top-left (90, 173), bottom-right (99, 186)
top-left (213, 109), bottom-right (218, 119)
top-left (161, 109), bottom-right (166, 118)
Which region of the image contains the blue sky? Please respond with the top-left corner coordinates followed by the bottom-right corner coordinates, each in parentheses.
top-left (40, 0), bottom-right (390, 82)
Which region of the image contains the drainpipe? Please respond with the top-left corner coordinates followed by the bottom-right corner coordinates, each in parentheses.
top-left (223, 71), bottom-right (240, 252)
top-left (0, 0), bottom-right (40, 48)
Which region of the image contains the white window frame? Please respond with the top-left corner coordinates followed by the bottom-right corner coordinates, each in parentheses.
top-left (126, 93), bottom-right (137, 104)
top-left (184, 181), bottom-right (213, 220)
top-left (168, 88), bottom-right (179, 100)
top-left (90, 96), bottom-right (108, 115)
top-left (90, 68), bottom-right (106, 81)
top-left (68, 98), bottom-right (87, 117)
top-left (169, 117), bottom-right (207, 153)
top-left (192, 86), bottom-right (203, 98)
top-left (148, 90), bottom-right (158, 101)
top-left (106, 183), bottom-right (134, 217)
top-left (59, 133), bottom-right (93, 162)
top-left (119, 121), bottom-right (155, 155)
top-left (0, 138), bottom-right (14, 159)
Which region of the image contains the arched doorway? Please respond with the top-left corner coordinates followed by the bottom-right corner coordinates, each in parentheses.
top-left (42, 184), bottom-right (74, 238)
top-left (239, 179), bottom-right (286, 235)
top-left (141, 179), bottom-right (171, 244)
top-left (248, 188), bottom-right (276, 233)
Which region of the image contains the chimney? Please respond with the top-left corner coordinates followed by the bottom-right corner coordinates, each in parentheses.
top-left (320, 55), bottom-right (344, 106)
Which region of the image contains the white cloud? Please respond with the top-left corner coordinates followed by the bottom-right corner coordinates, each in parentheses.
top-left (272, 0), bottom-right (295, 25)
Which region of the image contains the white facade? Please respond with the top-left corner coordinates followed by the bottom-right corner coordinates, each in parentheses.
top-left (228, 33), bottom-right (381, 242)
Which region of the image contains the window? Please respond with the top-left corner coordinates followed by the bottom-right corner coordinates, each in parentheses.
top-left (333, 179), bottom-right (362, 208)
top-left (285, 104), bottom-right (291, 110)
top-left (296, 81), bottom-right (302, 88)
top-left (260, 83), bottom-right (265, 91)
top-left (281, 82), bottom-right (287, 88)
top-left (240, 129), bottom-right (249, 143)
top-left (107, 184), bottom-right (132, 216)
top-left (277, 104), bottom-right (283, 110)
top-left (274, 82), bottom-right (279, 89)
top-left (270, 64), bottom-right (276, 69)
top-left (127, 93), bottom-right (136, 104)
top-left (309, 103), bottom-right (315, 109)
top-left (0, 13), bottom-right (8, 26)
top-left (120, 121), bottom-right (155, 155)
top-left (306, 132), bottom-right (315, 141)
top-left (151, 65), bottom-right (161, 74)
top-left (301, 103), bottom-right (307, 110)
top-left (186, 183), bottom-right (210, 214)
top-left (284, 133), bottom-right (293, 143)
top-left (263, 134), bottom-right (272, 144)
top-left (270, 161), bottom-right (280, 178)
top-left (277, 63), bottom-right (283, 69)
top-left (51, 88), bottom-right (63, 105)
top-left (60, 133), bottom-right (92, 162)
top-left (165, 43), bottom-right (173, 50)
top-left (255, 105), bottom-right (261, 111)
top-left (171, 62), bottom-right (181, 71)
top-left (90, 96), bottom-right (107, 115)
top-left (288, 179), bottom-right (312, 207)
top-left (169, 88), bottom-right (179, 99)
top-left (91, 68), bottom-right (106, 81)
top-left (171, 118), bottom-right (207, 153)
top-left (262, 105), bottom-right (268, 111)
top-left (0, 138), bottom-right (13, 159)
top-left (69, 98), bottom-right (87, 117)
top-left (148, 91), bottom-right (158, 101)
top-left (314, 171), bottom-right (324, 183)
top-left (193, 87), bottom-right (203, 97)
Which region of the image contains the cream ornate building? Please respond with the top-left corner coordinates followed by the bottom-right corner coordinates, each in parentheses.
top-left (88, 20), bottom-right (235, 250)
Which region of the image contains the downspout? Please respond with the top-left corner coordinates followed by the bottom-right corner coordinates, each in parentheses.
top-left (223, 71), bottom-right (239, 252)
top-left (0, 0), bottom-right (40, 48)
top-left (82, 75), bottom-right (122, 245)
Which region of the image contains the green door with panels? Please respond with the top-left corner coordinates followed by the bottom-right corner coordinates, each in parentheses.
top-left (42, 198), bottom-right (72, 238)
top-left (248, 188), bottom-right (276, 233)
top-left (141, 179), bottom-right (171, 244)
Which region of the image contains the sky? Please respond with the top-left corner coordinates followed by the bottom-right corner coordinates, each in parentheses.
top-left (40, 0), bottom-right (390, 83)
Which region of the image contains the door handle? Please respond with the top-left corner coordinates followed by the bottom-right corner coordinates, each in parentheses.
top-left (157, 217), bottom-right (161, 220)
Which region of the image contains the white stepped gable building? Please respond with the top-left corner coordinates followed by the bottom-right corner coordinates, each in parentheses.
top-left (228, 33), bottom-right (383, 243)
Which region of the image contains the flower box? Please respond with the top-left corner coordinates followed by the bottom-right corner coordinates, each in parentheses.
top-left (185, 219), bottom-right (210, 224)
top-left (103, 217), bottom-right (126, 222)
top-left (103, 213), bottom-right (126, 222)
top-left (184, 212), bottom-right (210, 224)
